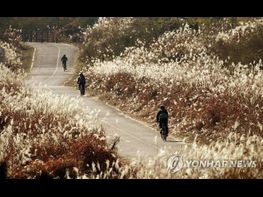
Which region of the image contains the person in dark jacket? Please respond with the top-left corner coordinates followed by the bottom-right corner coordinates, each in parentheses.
top-left (77, 72), bottom-right (86, 96)
top-left (156, 105), bottom-right (169, 134)
top-left (61, 54), bottom-right (68, 71)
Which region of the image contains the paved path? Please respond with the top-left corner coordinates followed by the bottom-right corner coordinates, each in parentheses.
top-left (26, 42), bottom-right (188, 160)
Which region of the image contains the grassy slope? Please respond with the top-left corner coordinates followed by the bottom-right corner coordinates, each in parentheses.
top-left (77, 18), bottom-right (263, 144)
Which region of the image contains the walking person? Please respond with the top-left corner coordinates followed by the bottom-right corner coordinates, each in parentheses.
top-left (77, 72), bottom-right (86, 96)
top-left (156, 105), bottom-right (169, 141)
top-left (61, 54), bottom-right (68, 71)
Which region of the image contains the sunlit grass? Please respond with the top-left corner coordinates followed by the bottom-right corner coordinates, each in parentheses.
top-left (78, 18), bottom-right (263, 178)
top-left (1, 19), bottom-right (263, 178)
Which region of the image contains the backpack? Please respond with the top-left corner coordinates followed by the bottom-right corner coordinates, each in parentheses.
top-left (78, 75), bottom-right (85, 84)
top-left (61, 56), bottom-right (67, 63)
top-left (159, 111), bottom-right (168, 120)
